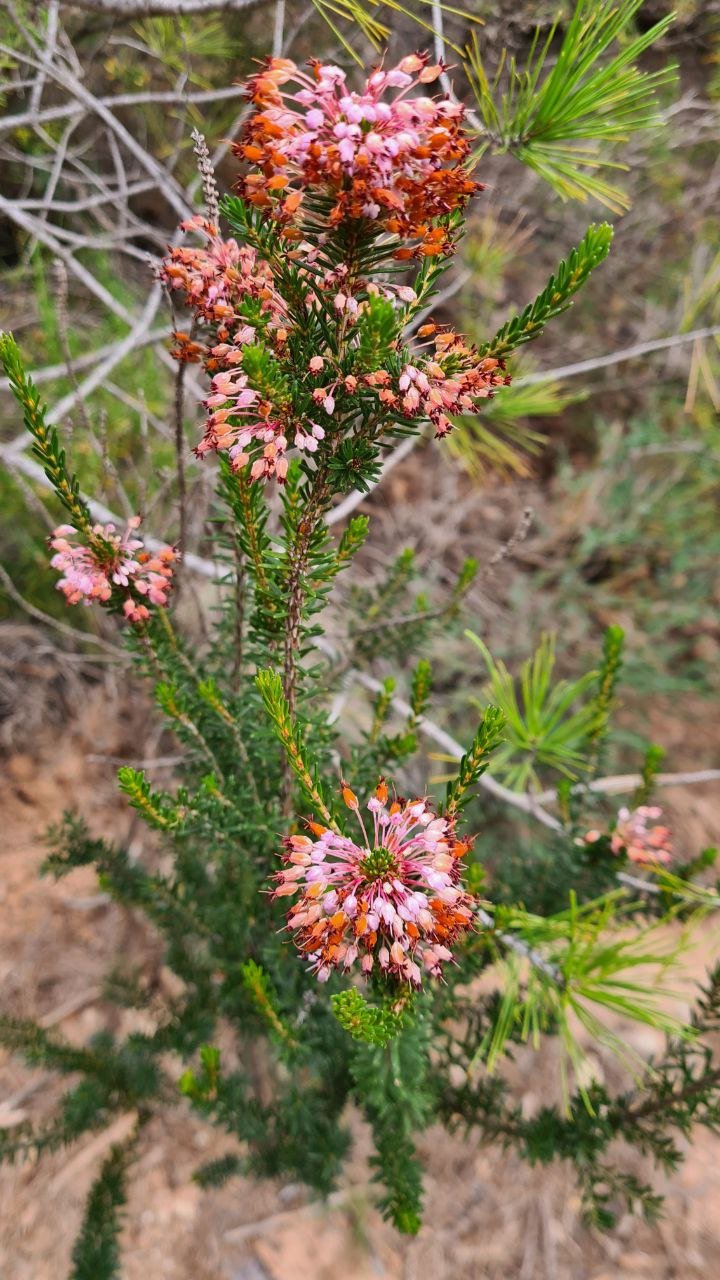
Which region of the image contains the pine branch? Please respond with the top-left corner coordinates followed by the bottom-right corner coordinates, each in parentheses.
top-left (465, 0), bottom-right (676, 211)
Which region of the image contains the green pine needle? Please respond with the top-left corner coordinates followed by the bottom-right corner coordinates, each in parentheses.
top-left (465, 0), bottom-right (677, 211)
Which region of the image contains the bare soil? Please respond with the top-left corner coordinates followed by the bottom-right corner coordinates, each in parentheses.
top-left (1, 636), bottom-right (720, 1280)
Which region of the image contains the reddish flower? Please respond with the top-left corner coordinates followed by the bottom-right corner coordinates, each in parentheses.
top-left (159, 216), bottom-right (287, 347)
top-left (273, 782), bottom-right (476, 986)
top-left (379, 328), bottom-right (509, 437)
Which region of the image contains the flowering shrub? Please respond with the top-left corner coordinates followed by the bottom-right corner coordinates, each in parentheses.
top-left (2, 35), bottom-right (719, 1278)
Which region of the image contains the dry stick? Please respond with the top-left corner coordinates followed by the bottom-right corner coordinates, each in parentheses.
top-left (52, 258), bottom-right (89, 438)
top-left (272, 0), bottom-right (286, 57)
top-left (431, 0), bottom-right (487, 138)
top-left (49, 286), bottom-right (163, 431)
top-left (0, 86), bottom-right (247, 134)
top-left (173, 349), bottom-right (189, 571)
top-left (518, 324), bottom-right (720, 386)
top-left (0, 199), bottom-right (205, 407)
top-left (0, 563), bottom-right (123, 656)
top-left (63, 0), bottom-right (265, 12)
top-left (617, 870), bottom-right (720, 910)
top-left (14, 180), bottom-right (158, 214)
top-left (27, 327), bottom-right (168, 385)
top-left (476, 906), bottom-right (564, 984)
top-left (0, 41), bottom-right (193, 222)
top-left (535, 769), bottom-right (720, 805)
top-left (27, 0), bottom-right (59, 121)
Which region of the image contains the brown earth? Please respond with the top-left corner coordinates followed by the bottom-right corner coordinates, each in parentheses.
top-left (1, 634), bottom-right (720, 1280)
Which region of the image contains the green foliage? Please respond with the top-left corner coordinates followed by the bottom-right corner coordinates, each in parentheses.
top-left (466, 631), bottom-right (603, 790)
top-left (351, 1017), bottom-right (434, 1232)
top-left (193, 1153), bottom-right (244, 1189)
top-left (307, 0), bottom-right (478, 61)
top-left (445, 705), bottom-right (506, 817)
top-left (331, 988), bottom-right (413, 1047)
top-left (0, 331), bottom-right (91, 531)
top-left (256, 668), bottom-right (338, 828)
top-left (70, 1134), bottom-right (135, 1280)
top-left (442, 963), bottom-right (720, 1227)
top-left (117, 767), bottom-right (182, 831)
top-left (478, 223), bottom-right (614, 361)
top-left (480, 895), bottom-right (690, 1095)
top-left (466, 0), bottom-right (676, 210)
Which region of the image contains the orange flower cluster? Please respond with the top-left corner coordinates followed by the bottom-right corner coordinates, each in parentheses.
top-left (235, 54), bottom-right (481, 258)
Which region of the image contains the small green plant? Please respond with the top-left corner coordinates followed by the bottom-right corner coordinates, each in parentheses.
top-left (465, 631), bottom-right (605, 790)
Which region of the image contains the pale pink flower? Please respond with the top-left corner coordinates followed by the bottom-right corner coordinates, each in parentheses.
top-left (239, 54), bottom-right (480, 258)
top-left (612, 805), bottom-right (673, 866)
top-left (364, 326), bottom-right (509, 437)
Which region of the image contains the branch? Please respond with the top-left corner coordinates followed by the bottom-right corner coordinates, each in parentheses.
top-left (535, 769), bottom-right (720, 804)
top-left (57, 0), bottom-right (264, 12)
top-left (0, 86), bottom-right (246, 135)
top-left (519, 324), bottom-right (720, 386)
top-left (476, 906), bottom-right (564, 984)
top-left (348, 666), bottom-right (563, 832)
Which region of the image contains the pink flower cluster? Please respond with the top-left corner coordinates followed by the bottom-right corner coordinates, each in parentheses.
top-left (157, 60), bottom-right (507, 483)
top-left (199, 367), bottom-right (326, 481)
top-left (50, 519), bottom-right (178, 624)
top-left (160, 216), bottom-right (285, 348)
top-left (273, 781), bottom-right (476, 986)
top-left (238, 54), bottom-right (479, 258)
top-left (366, 326), bottom-right (509, 437)
top-left (582, 805), bottom-right (673, 866)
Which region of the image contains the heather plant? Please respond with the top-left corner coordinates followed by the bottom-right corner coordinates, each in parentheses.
top-left (2, 17), bottom-right (720, 1278)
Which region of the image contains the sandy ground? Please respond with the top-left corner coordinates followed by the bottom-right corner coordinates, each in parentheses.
top-left (1, 643), bottom-right (720, 1279)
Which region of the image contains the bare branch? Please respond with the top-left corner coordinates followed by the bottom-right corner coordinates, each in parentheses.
top-left (535, 770), bottom-right (720, 805)
top-left (518, 325), bottom-right (720, 386)
top-left (58, 0), bottom-right (264, 12)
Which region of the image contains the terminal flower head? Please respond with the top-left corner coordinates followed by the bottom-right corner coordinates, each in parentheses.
top-left (49, 519), bottom-right (178, 624)
top-left (237, 54), bottom-right (481, 258)
top-left (273, 781), bottom-right (476, 986)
